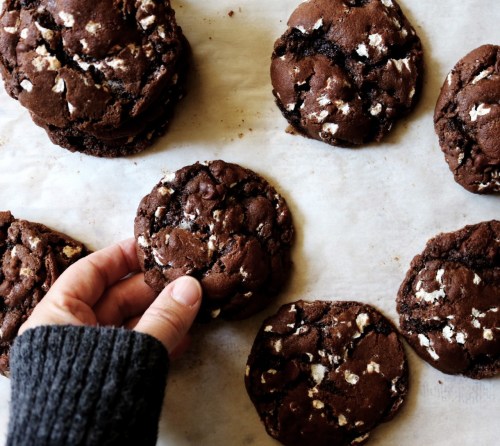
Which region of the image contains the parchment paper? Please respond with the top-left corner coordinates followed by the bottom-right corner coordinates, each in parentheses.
top-left (0, 1), bottom-right (498, 445)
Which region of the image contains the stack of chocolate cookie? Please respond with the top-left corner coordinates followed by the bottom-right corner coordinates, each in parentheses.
top-left (0, 0), bottom-right (189, 157)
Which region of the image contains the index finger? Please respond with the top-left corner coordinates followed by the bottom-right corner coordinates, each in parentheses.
top-left (47, 238), bottom-right (141, 307)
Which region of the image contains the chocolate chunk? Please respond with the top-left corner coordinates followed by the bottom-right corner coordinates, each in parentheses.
top-left (397, 220), bottom-right (500, 378)
top-left (434, 45), bottom-right (500, 194)
top-left (271, 0), bottom-right (423, 146)
top-left (0, 211), bottom-right (89, 376)
top-left (245, 300), bottom-right (408, 446)
top-left (0, 0), bottom-right (189, 157)
top-left (134, 161), bottom-right (294, 320)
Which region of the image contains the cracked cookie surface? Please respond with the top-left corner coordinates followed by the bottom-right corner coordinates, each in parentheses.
top-left (397, 220), bottom-right (500, 378)
top-left (134, 160), bottom-right (294, 320)
top-left (245, 300), bottom-right (408, 446)
top-left (434, 45), bottom-right (500, 194)
top-left (0, 211), bottom-right (89, 376)
top-left (271, 0), bottom-right (423, 146)
top-left (0, 0), bottom-right (188, 157)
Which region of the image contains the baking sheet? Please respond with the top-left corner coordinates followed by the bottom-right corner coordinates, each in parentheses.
top-left (0, 0), bottom-right (498, 444)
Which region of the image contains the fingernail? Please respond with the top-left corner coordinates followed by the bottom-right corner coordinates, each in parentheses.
top-left (171, 276), bottom-right (202, 307)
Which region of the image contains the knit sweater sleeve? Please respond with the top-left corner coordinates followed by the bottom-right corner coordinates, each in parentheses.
top-left (7, 325), bottom-right (169, 446)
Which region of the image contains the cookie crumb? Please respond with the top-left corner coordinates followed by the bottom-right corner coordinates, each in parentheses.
top-left (228, 10), bottom-right (234, 17)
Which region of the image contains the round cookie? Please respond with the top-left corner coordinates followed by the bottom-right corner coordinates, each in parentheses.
top-left (271, 0), bottom-right (423, 146)
top-left (397, 220), bottom-right (500, 378)
top-left (434, 45), bottom-right (500, 194)
top-left (0, 0), bottom-right (188, 157)
top-left (0, 211), bottom-right (89, 376)
top-left (134, 161), bottom-right (294, 320)
top-left (245, 300), bottom-right (408, 446)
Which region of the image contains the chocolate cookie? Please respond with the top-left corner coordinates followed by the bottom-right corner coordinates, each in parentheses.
top-left (0, 0), bottom-right (188, 157)
top-left (245, 300), bottom-right (408, 446)
top-left (434, 45), bottom-right (500, 194)
top-left (134, 161), bottom-right (294, 320)
top-left (271, 0), bottom-right (423, 146)
top-left (0, 211), bottom-right (89, 376)
top-left (397, 221), bottom-right (500, 379)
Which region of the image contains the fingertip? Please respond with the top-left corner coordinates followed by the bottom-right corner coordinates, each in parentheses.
top-left (170, 276), bottom-right (203, 308)
top-left (134, 276), bottom-right (202, 352)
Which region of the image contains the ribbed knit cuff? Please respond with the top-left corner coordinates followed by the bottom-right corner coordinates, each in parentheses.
top-left (7, 325), bottom-right (169, 446)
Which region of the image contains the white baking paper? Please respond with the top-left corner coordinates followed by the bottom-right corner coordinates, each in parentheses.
top-left (0, 1), bottom-right (498, 445)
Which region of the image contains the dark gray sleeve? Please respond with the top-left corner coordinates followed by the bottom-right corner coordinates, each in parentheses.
top-left (7, 325), bottom-right (169, 446)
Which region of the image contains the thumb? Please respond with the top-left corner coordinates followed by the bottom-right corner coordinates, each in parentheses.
top-left (134, 276), bottom-right (202, 353)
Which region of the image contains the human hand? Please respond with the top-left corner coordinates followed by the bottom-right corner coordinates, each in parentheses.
top-left (19, 238), bottom-right (202, 354)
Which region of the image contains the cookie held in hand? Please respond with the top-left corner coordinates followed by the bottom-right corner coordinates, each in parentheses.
top-left (245, 300), bottom-right (408, 446)
top-left (134, 161), bottom-right (294, 320)
top-left (0, 211), bottom-right (90, 376)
